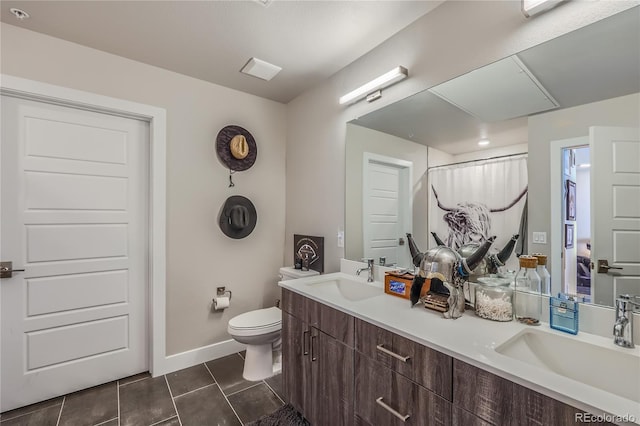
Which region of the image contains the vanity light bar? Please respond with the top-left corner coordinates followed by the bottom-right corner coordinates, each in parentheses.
top-left (339, 66), bottom-right (408, 105)
top-left (522, 0), bottom-right (563, 17)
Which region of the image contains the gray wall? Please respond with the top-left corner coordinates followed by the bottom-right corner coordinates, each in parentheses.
top-left (284, 0), bottom-right (636, 273)
top-left (1, 23), bottom-right (287, 356)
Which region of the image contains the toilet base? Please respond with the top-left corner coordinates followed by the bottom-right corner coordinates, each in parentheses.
top-left (242, 344), bottom-right (281, 381)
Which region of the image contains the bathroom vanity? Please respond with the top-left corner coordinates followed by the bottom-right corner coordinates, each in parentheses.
top-left (280, 272), bottom-right (638, 425)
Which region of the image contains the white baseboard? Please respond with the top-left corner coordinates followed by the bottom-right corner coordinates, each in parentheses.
top-left (158, 339), bottom-right (246, 376)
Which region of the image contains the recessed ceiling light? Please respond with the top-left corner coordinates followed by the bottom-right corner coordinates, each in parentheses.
top-left (240, 58), bottom-right (282, 81)
top-left (478, 139), bottom-right (490, 146)
top-left (10, 8), bottom-right (30, 20)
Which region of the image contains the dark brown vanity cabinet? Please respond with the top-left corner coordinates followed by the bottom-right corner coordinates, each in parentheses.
top-left (281, 289), bottom-right (354, 426)
top-left (452, 360), bottom-right (513, 425)
top-left (355, 319), bottom-right (452, 399)
top-left (354, 319), bottom-right (452, 426)
top-left (282, 289), bottom-right (611, 426)
top-left (354, 352), bottom-right (451, 426)
top-left (452, 360), bottom-right (615, 426)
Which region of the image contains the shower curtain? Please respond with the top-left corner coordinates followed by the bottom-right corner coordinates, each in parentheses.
top-left (428, 154), bottom-right (528, 273)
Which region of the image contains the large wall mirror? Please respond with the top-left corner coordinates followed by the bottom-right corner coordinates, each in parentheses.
top-left (345, 7), bottom-right (640, 308)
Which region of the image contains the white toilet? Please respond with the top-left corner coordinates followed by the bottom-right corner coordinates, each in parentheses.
top-left (227, 267), bottom-right (319, 381)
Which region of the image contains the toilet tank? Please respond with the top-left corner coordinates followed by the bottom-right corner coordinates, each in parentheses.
top-left (279, 267), bottom-right (319, 281)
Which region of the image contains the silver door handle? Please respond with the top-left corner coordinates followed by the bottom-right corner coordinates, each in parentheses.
top-left (302, 330), bottom-right (309, 356)
top-left (376, 344), bottom-right (410, 362)
top-left (597, 260), bottom-right (623, 274)
top-left (375, 397), bottom-right (410, 422)
top-left (0, 267), bottom-right (25, 272)
top-left (310, 334), bottom-right (317, 362)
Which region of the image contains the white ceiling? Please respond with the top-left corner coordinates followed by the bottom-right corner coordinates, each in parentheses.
top-left (352, 7), bottom-right (640, 155)
top-left (0, 0), bottom-right (444, 103)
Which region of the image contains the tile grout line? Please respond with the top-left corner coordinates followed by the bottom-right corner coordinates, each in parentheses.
top-left (163, 375), bottom-right (183, 426)
top-left (118, 375), bottom-right (150, 388)
top-left (148, 416), bottom-right (178, 426)
top-left (0, 401), bottom-right (63, 422)
top-left (117, 380), bottom-right (121, 426)
top-left (94, 417), bottom-right (119, 426)
top-left (204, 362), bottom-right (244, 426)
top-left (55, 396), bottom-right (65, 426)
top-left (225, 381), bottom-right (263, 398)
top-left (172, 382), bottom-right (217, 399)
top-left (262, 379), bottom-right (285, 405)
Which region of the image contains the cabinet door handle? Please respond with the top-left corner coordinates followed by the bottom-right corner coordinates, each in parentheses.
top-left (311, 334), bottom-right (317, 362)
top-left (375, 397), bottom-right (410, 422)
top-left (376, 344), bottom-right (410, 362)
top-left (303, 330), bottom-right (309, 356)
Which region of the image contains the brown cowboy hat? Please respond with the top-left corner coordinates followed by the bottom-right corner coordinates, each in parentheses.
top-left (218, 195), bottom-right (257, 239)
top-left (216, 125), bottom-right (257, 171)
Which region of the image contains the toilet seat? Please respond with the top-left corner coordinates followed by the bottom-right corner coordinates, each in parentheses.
top-left (228, 307), bottom-right (281, 337)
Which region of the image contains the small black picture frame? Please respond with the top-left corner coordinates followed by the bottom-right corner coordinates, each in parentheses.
top-left (565, 223), bottom-right (575, 249)
top-left (294, 234), bottom-right (324, 273)
top-left (566, 180), bottom-right (576, 221)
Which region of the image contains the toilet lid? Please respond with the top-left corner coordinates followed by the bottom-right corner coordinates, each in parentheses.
top-left (228, 306), bottom-right (281, 330)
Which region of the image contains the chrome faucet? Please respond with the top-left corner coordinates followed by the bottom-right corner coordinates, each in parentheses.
top-left (613, 294), bottom-right (640, 348)
top-left (356, 258), bottom-right (375, 282)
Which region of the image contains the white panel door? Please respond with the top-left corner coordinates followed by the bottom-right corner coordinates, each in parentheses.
top-left (590, 126), bottom-right (640, 306)
top-left (363, 156), bottom-right (412, 267)
top-left (1, 96), bottom-right (149, 411)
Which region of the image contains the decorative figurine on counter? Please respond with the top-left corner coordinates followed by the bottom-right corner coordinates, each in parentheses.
top-left (407, 233), bottom-right (495, 319)
top-left (431, 231), bottom-right (519, 281)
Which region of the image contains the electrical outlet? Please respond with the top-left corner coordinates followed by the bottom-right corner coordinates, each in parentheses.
top-left (533, 232), bottom-right (547, 244)
top-left (337, 230), bottom-right (344, 248)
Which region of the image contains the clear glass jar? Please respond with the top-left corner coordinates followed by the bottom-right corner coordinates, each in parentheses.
top-left (533, 254), bottom-right (551, 295)
top-left (514, 256), bottom-right (541, 326)
top-left (475, 282), bottom-right (513, 321)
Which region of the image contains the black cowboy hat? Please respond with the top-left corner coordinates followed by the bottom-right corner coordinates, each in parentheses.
top-left (216, 125), bottom-right (257, 172)
top-left (218, 195), bottom-right (257, 239)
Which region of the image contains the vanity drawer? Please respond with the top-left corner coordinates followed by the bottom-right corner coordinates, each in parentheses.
top-left (355, 352), bottom-right (451, 426)
top-left (355, 319), bottom-right (452, 399)
top-left (282, 289), bottom-right (354, 346)
top-left (282, 289), bottom-right (307, 320)
top-left (513, 383), bottom-right (615, 426)
top-left (451, 407), bottom-right (492, 426)
top-left (453, 360), bottom-right (513, 425)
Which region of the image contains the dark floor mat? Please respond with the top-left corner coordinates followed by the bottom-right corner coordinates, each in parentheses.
top-left (245, 404), bottom-right (309, 426)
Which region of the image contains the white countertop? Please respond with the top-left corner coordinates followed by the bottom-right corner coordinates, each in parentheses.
top-left (279, 271), bottom-right (640, 425)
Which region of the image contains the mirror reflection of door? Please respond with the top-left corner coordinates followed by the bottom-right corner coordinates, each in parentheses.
top-left (590, 126), bottom-right (640, 306)
top-left (557, 127), bottom-right (640, 306)
top-left (362, 153), bottom-right (412, 267)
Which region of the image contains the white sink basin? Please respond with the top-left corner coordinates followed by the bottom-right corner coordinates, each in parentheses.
top-left (304, 278), bottom-right (382, 302)
top-left (496, 329), bottom-right (640, 403)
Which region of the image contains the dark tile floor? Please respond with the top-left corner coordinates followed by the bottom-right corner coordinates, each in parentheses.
top-left (0, 352), bottom-right (284, 426)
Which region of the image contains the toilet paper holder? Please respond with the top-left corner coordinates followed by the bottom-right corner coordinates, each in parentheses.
top-left (216, 286), bottom-right (232, 300)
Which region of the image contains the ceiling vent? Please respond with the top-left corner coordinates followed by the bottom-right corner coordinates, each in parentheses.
top-left (428, 55), bottom-right (559, 122)
top-left (240, 58), bottom-right (282, 81)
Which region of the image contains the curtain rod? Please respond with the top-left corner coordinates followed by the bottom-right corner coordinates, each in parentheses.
top-left (427, 152), bottom-right (528, 171)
